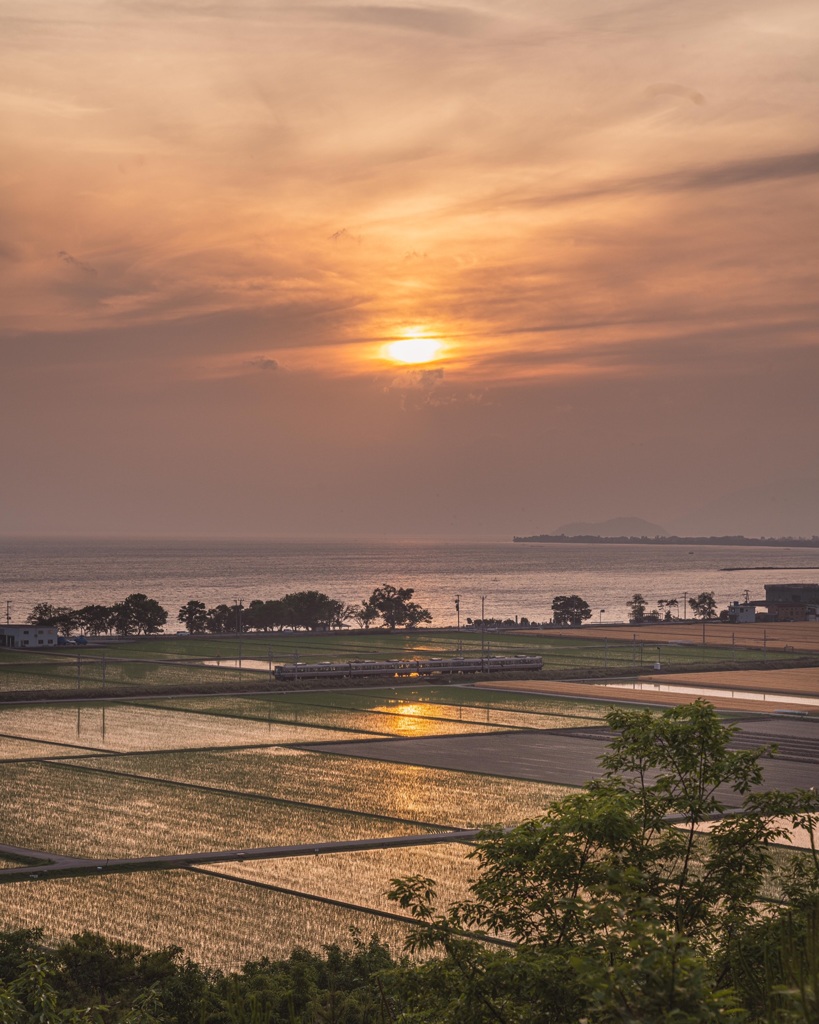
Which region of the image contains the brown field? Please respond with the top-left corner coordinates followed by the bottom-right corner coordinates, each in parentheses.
top-left (476, 666), bottom-right (819, 714)
top-left (522, 621), bottom-right (819, 652)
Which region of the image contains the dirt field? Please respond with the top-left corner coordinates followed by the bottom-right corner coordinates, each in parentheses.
top-left (643, 667), bottom-right (819, 694)
top-left (475, 669), bottom-right (819, 714)
top-left (522, 621), bottom-right (819, 652)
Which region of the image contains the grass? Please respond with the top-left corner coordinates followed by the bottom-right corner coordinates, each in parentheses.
top-left (58, 748), bottom-right (571, 828)
top-left (33, 628), bottom-right (810, 668)
top-left (1, 629), bottom-right (810, 700)
top-left (0, 658), bottom-right (248, 696)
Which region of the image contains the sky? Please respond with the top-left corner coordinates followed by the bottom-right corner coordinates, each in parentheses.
top-left (2, 0), bottom-right (818, 539)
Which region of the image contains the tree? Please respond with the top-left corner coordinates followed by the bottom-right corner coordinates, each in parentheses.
top-left (551, 595), bottom-right (592, 627)
top-left (206, 604), bottom-right (233, 633)
top-left (389, 700), bottom-right (813, 1023)
top-left (689, 591), bottom-right (718, 620)
top-left (364, 584), bottom-right (432, 630)
top-left (26, 603), bottom-right (61, 626)
top-left (177, 600), bottom-right (207, 634)
top-left (351, 601), bottom-right (379, 630)
top-left (626, 592), bottom-right (647, 623)
top-left (658, 597), bottom-right (679, 621)
top-left (280, 591), bottom-right (340, 631)
top-left (26, 603), bottom-right (78, 635)
top-left (76, 604), bottom-right (114, 636)
top-left (111, 594), bottom-right (168, 635)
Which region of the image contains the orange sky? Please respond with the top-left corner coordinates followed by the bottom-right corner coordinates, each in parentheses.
top-left (2, 0), bottom-right (818, 538)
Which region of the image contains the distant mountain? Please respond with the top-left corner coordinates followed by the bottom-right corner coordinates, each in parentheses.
top-left (552, 517), bottom-right (669, 538)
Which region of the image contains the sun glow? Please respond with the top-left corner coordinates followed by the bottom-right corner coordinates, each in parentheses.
top-left (384, 333), bottom-right (444, 365)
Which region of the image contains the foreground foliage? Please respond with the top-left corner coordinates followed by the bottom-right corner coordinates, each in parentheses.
top-left (3, 702), bottom-right (819, 1022)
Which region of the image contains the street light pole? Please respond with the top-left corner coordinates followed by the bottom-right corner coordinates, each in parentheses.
top-left (599, 608), bottom-right (605, 625)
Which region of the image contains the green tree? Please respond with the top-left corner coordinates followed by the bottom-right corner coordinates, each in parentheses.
top-left (280, 591), bottom-right (341, 631)
top-left (626, 593), bottom-right (647, 623)
top-left (26, 603), bottom-right (62, 626)
top-left (111, 594), bottom-right (168, 636)
top-left (76, 605), bottom-right (114, 636)
top-left (26, 603), bottom-right (78, 635)
top-left (206, 604), bottom-right (233, 633)
top-left (177, 600), bottom-right (207, 634)
top-left (389, 700), bottom-right (803, 1023)
top-left (365, 585), bottom-right (432, 630)
top-left (352, 602), bottom-right (380, 630)
top-left (551, 595), bottom-right (592, 627)
top-left (689, 591), bottom-right (719, 620)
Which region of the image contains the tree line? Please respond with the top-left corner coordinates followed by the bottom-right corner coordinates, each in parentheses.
top-left (25, 584), bottom-right (432, 636)
top-left (1, 703), bottom-right (818, 1022)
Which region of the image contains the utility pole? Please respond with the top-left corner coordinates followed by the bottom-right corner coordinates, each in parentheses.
top-left (455, 595), bottom-right (460, 632)
top-left (234, 597), bottom-right (243, 666)
top-left (5, 600), bottom-right (11, 626)
top-left (481, 595), bottom-right (486, 668)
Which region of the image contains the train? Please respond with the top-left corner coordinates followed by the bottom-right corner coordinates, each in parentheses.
top-left (273, 654), bottom-right (542, 681)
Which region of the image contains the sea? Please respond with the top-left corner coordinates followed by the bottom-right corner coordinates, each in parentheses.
top-left (2, 537), bottom-right (818, 628)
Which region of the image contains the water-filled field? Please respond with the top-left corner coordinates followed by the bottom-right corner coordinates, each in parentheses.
top-left (0, 870), bottom-right (418, 968)
top-left (214, 842), bottom-right (479, 914)
top-left (63, 748), bottom-right (569, 828)
top-left (0, 703), bottom-right (377, 751)
top-left (0, 687), bottom-right (587, 966)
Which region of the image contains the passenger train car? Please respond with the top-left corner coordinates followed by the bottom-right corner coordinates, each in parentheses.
top-left (273, 654), bottom-right (542, 681)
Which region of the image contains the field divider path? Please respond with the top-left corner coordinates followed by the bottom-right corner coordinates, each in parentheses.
top-left (0, 830), bottom-right (480, 883)
top-left (0, 731), bottom-right (118, 755)
top-left (41, 759), bottom-right (458, 830)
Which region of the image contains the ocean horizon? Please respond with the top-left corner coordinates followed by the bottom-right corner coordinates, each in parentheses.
top-left (3, 536), bottom-right (819, 629)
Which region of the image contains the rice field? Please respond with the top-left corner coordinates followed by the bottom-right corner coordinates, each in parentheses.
top-left (5, 625), bottom-right (804, 701)
top-left (131, 697), bottom-right (518, 739)
top-left (0, 735), bottom-right (104, 760)
top-left (0, 870), bottom-right (417, 969)
top-left (0, 703), bottom-right (377, 752)
top-left (262, 684), bottom-right (615, 719)
top-left (61, 748), bottom-right (570, 827)
top-left (0, 761), bottom-right (437, 859)
top-left (213, 841), bottom-right (479, 915)
top-left (0, 657), bottom-right (248, 695)
top-left (0, 681), bottom-right (596, 964)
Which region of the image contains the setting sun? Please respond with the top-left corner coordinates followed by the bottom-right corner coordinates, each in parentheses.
top-left (385, 336), bottom-right (443, 364)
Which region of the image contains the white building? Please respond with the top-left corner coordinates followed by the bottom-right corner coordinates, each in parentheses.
top-left (0, 624), bottom-right (58, 648)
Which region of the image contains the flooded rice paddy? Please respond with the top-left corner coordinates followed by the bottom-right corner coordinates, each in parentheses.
top-left (134, 687), bottom-right (608, 734)
top-left (0, 686), bottom-right (587, 966)
top-left (63, 748), bottom-right (569, 828)
top-left (0, 704), bottom-right (377, 751)
top-left (0, 871), bottom-right (418, 968)
top-left (213, 842), bottom-right (479, 914)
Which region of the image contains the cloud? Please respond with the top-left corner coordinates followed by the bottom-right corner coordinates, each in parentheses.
top-left (247, 356), bottom-right (279, 371)
top-left (645, 82), bottom-right (706, 105)
top-left (311, 4), bottom-right (490, 37)
top-left (57, 250), bottom-right (97, 275)
top-left (509, 150), bottom-right (819, 210)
